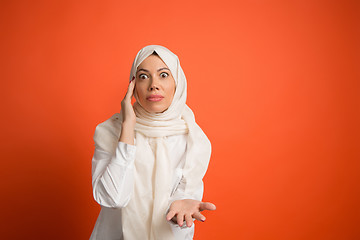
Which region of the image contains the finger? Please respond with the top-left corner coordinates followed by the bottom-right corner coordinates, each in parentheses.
top-left (127, 80), bottom-right (135, 96)
top-left (177, 213), bottom-right (184, 227)
top-left (199, 202), bottom-right (216, 212)
top-left (125, 80), bottom-right (135, 99)
top-left (185, 214), bottom-right (193, 227)
top-left (193, 212), bottom-right (206, 222)
top-left (166, 210), bottom-right (176, 221)
top-left (129, 76), bottom-right (135, 83)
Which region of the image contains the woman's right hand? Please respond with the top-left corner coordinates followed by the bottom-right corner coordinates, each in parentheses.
top-left (119, 79), bottom-right (136, 145)
top-left (121, 79), bottom-right (136, 126)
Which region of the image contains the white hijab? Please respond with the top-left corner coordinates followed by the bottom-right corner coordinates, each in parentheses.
top-left (95, 45), bottom-right (211, 239)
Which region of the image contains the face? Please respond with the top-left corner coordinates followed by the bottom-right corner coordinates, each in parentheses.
top-left (135, 54), bottom-right (176, 113)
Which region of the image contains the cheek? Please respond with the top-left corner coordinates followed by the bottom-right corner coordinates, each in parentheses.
top-left (165, 87), bottom-right (176, 105)
top-left (166, 79), bottom-right (176, 96)
top-left (135, 84), bottom-right (146, 99)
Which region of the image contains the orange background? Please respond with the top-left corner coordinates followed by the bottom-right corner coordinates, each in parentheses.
top-left (1, 0), bottom-right (359, 239)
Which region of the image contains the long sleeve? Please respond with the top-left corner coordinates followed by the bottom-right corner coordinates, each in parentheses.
top-left (92, 141), bottom-right (136, 208)
top-left (168, 134), bottom-right (205, 205)
top-left (167, 175), bottom-right (204, 209)
top-left (166, 175), bottom-right (204, 229)
top-left (165, 134), bottom-right (205, 223)
top-left (169, 175), bottom-right (204, 203)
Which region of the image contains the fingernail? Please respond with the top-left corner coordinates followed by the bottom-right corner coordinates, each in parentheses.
top-left (129, 76), bottom-right (135, 83)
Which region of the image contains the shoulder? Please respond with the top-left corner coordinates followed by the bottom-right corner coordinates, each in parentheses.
top-left (93, 113), bottom-right (122, 154)
top-left (95, 113), bottom-right (122, 134)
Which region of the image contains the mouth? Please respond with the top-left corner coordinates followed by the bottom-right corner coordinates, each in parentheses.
top-left (147, 95), bottom-right (164, 102)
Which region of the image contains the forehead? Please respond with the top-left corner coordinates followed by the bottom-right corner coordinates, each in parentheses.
top-left (137, 54), bottom-right (168, 69)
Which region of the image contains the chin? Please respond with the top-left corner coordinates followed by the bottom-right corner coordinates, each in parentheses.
top-left (144, 106), bottom-right (168, 113)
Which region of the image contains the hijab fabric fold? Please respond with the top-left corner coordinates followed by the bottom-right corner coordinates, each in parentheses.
top-left (94, 45), bottom-right (211, 240)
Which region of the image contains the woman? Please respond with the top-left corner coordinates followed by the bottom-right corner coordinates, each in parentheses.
top-left (90, 45), bottom-right (216, 240)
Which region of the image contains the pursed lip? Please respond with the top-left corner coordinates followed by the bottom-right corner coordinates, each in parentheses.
top-left (147, 94), bottom-right (164, 101)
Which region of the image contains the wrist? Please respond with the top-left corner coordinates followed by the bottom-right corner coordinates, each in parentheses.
top-left (119, 121), bottom-right (135, 145)
top-left (121, 121), bottom-right (135, 129)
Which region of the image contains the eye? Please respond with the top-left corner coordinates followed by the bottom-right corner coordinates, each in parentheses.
top-left (160, 72), bottom-right (169, 78)
top-left (138, 74), bottom-right (148, 80)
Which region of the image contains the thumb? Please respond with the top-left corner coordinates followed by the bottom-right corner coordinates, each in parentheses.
top-left (199, 202), bottom-right (216, 211)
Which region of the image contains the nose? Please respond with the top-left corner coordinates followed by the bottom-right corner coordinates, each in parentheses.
top-left (148, 77), bottom-right (160, 91)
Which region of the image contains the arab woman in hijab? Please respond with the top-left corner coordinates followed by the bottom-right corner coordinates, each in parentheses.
top-left (90, 45), bottom-right (216, 240)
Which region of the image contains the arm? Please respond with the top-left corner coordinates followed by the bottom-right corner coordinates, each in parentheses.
top-left (166, 133), bottom-right (215, 228)
top-left (92, 79), bottom-right (137, 208)
top-left (166, 178), bottom-right (216, 227)
top-left (92, 141), bottom-right (136, 208)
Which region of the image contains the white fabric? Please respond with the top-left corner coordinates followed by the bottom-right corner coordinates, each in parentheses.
top-left (91, 45), bottom-right (211, 240)
top-left (90, 132), bottom-right (203, 239)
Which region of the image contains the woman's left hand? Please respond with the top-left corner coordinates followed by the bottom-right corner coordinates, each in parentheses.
top-left (166, 199), bottom-right (216, 227)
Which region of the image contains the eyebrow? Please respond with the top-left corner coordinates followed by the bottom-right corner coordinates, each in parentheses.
top-left (136, 67), bottom-right (170, 73)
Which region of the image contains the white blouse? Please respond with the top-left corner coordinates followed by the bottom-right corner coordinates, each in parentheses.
top-left (90, 133), bottom-right (204, 240)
